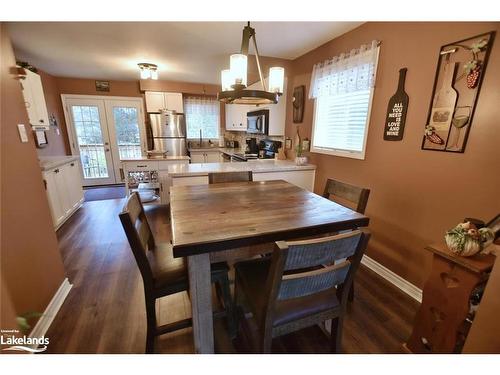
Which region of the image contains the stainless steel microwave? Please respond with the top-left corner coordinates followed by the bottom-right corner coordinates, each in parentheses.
top-left (247, 109), bottom-right (269, 135)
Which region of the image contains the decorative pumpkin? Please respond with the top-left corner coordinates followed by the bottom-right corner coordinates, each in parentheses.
top-left (445, 221), bottom-right (495, 257)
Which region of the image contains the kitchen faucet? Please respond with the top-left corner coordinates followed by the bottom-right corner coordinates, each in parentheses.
top-left (199, 129), bottom-right (203, 147)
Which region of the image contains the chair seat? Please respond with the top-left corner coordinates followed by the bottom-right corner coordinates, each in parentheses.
top-left (235, 258), bottom-right (340, 328)
top-left (149, 243), bottom-right (230, 297)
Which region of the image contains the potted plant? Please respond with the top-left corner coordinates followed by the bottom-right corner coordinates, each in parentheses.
top-left (295, 142), bottom-right (308, 165)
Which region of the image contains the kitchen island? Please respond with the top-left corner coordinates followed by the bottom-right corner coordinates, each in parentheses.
top-left (161, 159), bottom-right (316, 204)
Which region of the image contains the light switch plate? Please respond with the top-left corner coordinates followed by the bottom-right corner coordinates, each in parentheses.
top-left (17, 124), bottom-right (29, 143)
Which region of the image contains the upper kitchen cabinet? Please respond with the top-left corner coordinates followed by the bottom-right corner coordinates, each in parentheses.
top-left (20, 69), bottom-right (50, 129)
top-left (145, 91), bottom-right (184, 113)
top-left (225, 102), bottom-right (249, 131)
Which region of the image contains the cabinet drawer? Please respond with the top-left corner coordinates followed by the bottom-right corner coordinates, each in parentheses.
top-left (123, 161), bottom-right (159, 171)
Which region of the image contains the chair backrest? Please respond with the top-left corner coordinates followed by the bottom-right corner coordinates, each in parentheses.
top-left (119, 192), bottom-right (156, 288)
top-left (322, 178), bottom-right (370, 214)
top-left (264, 229), bottom-right (370, 306)
top-left (208, 171), bottom-right (253, 184)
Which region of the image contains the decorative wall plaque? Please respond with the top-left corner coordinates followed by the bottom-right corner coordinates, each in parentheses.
top-left (384, 68), bottom-right (409, 141)
top-left (422, 31), bottom-right (495, 153)
top-left (292, 85), bottom-right (305, 123)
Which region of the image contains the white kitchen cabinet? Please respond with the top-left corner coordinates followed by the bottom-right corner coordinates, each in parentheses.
top-left (205, 151), bottom-right (221, 163)
top-left (165, 93), bottom-right (184, 113)
top-left (20, 69), bottom-right (50, 129)
top-left (189, 150), bottom-right (221, 163)
top-left (43, 160), bottom-right (84, 229)
top-left (44, 170), bottom-right (66, 227)
top-left (145, 91), bottom-right (184, 113)
top-left (225, 103), bottom-right (248, 131)
top-left (144, 92), bottom-right (165, 113)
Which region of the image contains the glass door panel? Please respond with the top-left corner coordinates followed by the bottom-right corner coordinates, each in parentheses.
top-left (113, 107), bottom-right (142, 159)
top-left (105, 100), bottom-right (146, 182)
top-left (66, 99), bottom-right (116, 186)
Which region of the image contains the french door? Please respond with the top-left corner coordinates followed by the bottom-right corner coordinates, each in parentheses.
top-left (63, 96), bottom-right (145, 186)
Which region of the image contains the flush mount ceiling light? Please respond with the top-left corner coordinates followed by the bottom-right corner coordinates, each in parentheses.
top-left (138, 63), bottom-right (158, 80)
top-left (218, 22), bottom-right (285, 105)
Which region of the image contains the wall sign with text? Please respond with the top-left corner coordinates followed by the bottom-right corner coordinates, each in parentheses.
top-left (383, 68), bottom-right (409, 141)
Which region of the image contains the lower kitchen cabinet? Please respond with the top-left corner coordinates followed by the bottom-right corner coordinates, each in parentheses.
top-left (43, 160), bottom-right (84, 229)
top-left (189, 150), bottom-right (221, 163)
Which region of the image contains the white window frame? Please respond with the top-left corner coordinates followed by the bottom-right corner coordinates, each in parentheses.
top-left (310, 47), bottom-right (380, 160)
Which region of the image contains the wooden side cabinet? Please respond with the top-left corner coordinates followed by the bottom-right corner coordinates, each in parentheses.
top-left (405, 243), bottom-right (495, 353)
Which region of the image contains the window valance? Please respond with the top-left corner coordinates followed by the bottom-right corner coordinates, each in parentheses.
top-left (309, 40), bottom-right (380, 98)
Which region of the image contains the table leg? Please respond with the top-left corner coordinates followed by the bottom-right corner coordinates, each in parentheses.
top-left (188, 253), bottom-right (214, 354)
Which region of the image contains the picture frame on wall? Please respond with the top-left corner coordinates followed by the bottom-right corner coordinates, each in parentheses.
top-left (95, 80), bottom-right (110, 92)
top-left (421, 31), bottom-right (495, 153)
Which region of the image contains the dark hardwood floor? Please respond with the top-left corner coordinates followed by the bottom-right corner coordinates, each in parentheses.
top-left (45, 198), bottom-right (419, 354)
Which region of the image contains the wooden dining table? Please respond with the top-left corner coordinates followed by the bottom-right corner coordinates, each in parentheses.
top-left (170, 180), bottom-right (369, 353)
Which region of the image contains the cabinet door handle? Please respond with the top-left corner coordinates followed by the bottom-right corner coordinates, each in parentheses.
top-left (70, 163), bottom-right (75, 167)
top-left (137, 165), bottom-right (147, 168)
top-left (43, 179), bottom-right (47, 190)
top-left (40, 119), bottom-right (44, 123)
top-left (54, 168), bottom-right (59, 173)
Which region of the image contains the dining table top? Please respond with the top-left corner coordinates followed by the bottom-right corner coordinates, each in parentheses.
top-left (170, 180), bottom-right (370, 258)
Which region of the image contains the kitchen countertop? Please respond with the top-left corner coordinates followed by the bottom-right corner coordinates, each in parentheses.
top-left (167, 159), bottom-right (316, 177)
top-left (39, 155), bottom-right (80, 171)
top-left (121, 156), bottom-right (191, 162)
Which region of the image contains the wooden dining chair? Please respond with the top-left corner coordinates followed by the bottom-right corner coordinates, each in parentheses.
top-left (233, 229), bottom-right (370, 353)
top-left (323, 178), bottom-right (370, 301)
top-left (119, 192), bottom-right (234, 353)
top-left (208, 171), bottom-right (253, 184)
top-left (322, 178), bottom-right (370, 215)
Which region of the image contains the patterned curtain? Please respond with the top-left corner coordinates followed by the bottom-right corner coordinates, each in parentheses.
top-left (184, 96), bottom-right (220, 139)
top-left (309, 40), bottom-right (380, 98)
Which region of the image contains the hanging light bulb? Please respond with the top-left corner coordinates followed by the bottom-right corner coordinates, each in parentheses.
top-left (150, 68), bottom-right (158, 80)
top-left (230, 54), bottom-right (247, 87)
top-left (221, 69), bottom-right (232, 91)
top-left (269, 67), bottom-right (284, 93)
top-left (140, 66), bottom-right (150, 79)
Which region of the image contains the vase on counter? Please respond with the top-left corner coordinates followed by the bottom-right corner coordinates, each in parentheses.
top-left (295, 156), bottom-right (308, 165)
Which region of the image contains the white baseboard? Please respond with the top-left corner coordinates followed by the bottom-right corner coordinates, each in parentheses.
top-left (361, 255), bottom-right (422, 303)
top-left (29, 278), bottom-right (72, 341)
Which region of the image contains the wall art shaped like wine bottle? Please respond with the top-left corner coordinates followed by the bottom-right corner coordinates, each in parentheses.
top-left (422, 31), bottom-right (495, 153)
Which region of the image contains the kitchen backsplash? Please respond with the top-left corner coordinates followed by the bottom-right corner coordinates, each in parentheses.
top-left (223, 130), bottom-right (285, 149)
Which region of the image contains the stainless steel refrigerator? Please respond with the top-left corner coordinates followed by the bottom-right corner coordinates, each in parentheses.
top-left (148, 111), bottom-right (187, 156)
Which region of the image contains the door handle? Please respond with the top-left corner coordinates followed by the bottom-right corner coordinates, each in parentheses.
top-left (105, 148), bottom-right (110, 152)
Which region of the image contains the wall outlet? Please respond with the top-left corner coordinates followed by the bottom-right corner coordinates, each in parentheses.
top-left (17, 124), bottom-right (29, 143)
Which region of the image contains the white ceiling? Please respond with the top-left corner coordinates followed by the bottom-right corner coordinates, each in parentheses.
top-left (7, 22), bottom-right (363, 84)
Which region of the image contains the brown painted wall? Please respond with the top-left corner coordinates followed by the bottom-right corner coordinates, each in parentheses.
top-left (285, 22), bottom-right (500, 287)
top-left (36, 70), bottom-right (70, 156)
top-left (1, 24), bottom-right (66, 320)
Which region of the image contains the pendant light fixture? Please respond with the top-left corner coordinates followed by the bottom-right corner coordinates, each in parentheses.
top-left (138, 63), bottom-right (158, 80)
top-left (218, 22), bottom-right (285, 105)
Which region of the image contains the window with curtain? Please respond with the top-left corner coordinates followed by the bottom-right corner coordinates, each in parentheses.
top-left (184, 96), bottom-right (220, 139)
top-left (309, 40), bottom-right (380, 159)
